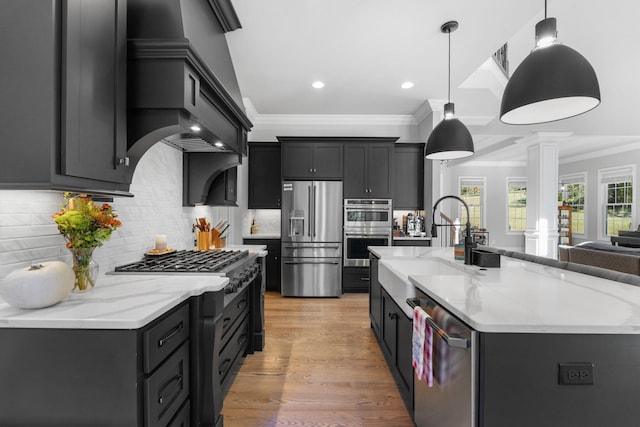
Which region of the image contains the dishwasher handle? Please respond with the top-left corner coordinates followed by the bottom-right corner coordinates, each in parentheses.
top-left (407, 298), bottom-right (470, 349)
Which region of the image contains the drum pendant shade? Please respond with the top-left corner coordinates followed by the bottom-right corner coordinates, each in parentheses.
top-left (500, 15), bottom-right (600, 124)
top-left (425, 21), bottom-right (474, 160)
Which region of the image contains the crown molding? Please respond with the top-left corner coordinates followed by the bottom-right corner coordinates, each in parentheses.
top-left (561, 140), bottom-right (640, 164)
top-left (248, 113), bottom-right (417, 126)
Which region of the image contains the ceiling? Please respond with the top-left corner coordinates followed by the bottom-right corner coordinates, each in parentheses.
top-left (225, 0), bottom-right (640, 165)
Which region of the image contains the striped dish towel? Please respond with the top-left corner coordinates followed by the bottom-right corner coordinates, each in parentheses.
top-left (411, 306), bottom-right (433, 386)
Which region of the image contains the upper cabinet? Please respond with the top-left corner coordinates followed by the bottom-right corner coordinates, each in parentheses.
top-left (279, 138), bottom-right (343, 180)
top-left (248, 143), bottom-right (281, 209)
top-left (344, 139), bottom-right (397, 199)
top-left (0, 0), bottom-right (132, 196)
top-left (393, 143), bottom-right (425, 209)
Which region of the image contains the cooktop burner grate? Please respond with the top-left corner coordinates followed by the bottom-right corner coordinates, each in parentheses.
top-left (114, 249), bottom-right (250, 274)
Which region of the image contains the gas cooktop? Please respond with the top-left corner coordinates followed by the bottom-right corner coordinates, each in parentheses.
top-left (114, 249), bottom-right (251, 274)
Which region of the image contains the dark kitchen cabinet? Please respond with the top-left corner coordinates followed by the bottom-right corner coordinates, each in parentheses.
top-left (248, 143), bottom-right (282, 208)
top-left (207, 167), bottom-right (238, 206)
top-left (369, 254), bottom-right (382, 336)
top-left (0, 0), bottom-right (131, 195)
top-left (279, 138), bottom-right (343, 180)
top-left (394, 143), bottom-right (425, 209)
top-left (343, 267), bottom-right (370, 293)
top-left (381, 288), bottom-right (414, 415)
top-left (243, 239), bottom-right (281, 293)
top-left (344, 141), bottom-right (396, 199)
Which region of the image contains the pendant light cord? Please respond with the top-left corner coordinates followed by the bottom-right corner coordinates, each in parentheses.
top-left (544, 0), bottom-right (547, 18)
top-left (447, 29), bottom-right (451, 103)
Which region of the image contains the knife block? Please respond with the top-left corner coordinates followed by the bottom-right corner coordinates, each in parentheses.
top-left (210, 228), bottom-right (225, 248)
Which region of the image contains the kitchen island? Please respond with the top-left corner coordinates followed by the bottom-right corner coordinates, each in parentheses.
top-left (369, 246), bottom-right (640, 427)
top-left (0, 259), bottom-right (262, 427)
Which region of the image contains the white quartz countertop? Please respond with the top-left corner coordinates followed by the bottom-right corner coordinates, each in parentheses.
top-left (393, 236), bottom-right (432, 241)
top-left (0, 274), bottom-right (229, 329)
top-left (372, 246), bottom-right (640, 334)
top-left (223, 244), bottom-right (268, 256)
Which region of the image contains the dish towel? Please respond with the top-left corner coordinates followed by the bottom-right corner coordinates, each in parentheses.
top-left (412, 306), bottom-right (433, 387)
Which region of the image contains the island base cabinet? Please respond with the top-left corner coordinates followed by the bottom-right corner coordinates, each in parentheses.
top-left (480, 333), bottom-right (640, 427)
top-left (0, 328), bottom-right (141, 426)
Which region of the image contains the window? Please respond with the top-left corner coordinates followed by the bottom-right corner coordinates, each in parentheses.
top-left (507, 178), bottom-right (526, 232)
top-left (559, 173), bottom-right (586, 235)
top-left (459, 177), bottom-right (485, 228)
top-left (598, 165), bottom-right (635, 238)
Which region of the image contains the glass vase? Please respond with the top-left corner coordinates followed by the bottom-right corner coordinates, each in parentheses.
top-left (70, 247), bottom-right (99, 292)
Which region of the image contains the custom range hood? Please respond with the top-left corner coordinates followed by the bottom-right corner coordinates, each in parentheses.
top-left (125, 0), bottom-right (252, 199)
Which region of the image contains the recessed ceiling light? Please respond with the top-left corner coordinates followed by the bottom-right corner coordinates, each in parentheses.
top-left (190, 124), bottom-right (201, 132)
top-left (214, 141), bottom-right (224, 148)
top-left (312, 81), bottom-right (325, 89)
top-left (401, 81), bottom-right (414, 89)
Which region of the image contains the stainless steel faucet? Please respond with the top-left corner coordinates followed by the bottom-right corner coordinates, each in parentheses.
top-left (431, 195), bottom-right (475, 265)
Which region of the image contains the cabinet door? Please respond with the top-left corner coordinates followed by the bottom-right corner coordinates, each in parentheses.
top-left (394, 144), bottom-right (424, 209)
top-left (61, 0), bottom-right (128, 183)
top-left (248, 143), bottom-right (281, 208)
top-left (367, 144), bottom-right (394, 198)
top-left (206, 167), bottom-right (238, 206)
top-left (313, 144), bottom-right (343, 179)
top-left (343, 144), bottom-right (368, 198)
top-left (282, 143), bottom-right (314, 179)
top-left (381, 290), bottom-right (398, 363)
top-left (369, 255), bottom-right (382, 336)
top-left (396, 311), bottom-right (414, 406)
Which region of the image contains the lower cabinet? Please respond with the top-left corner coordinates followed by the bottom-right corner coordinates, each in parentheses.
top-left (243, 238), bottom-right (281, 292)
top-left (369, 254), bottom-right (414, 416)
top-left (220, 286), bottom-right (250, 395)
top-left (343, 266), bottom-right (370, 293)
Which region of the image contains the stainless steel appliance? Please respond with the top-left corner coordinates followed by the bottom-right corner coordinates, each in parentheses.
top-left (281, 181), bottom-right (343, 297)
top-left (343, 199), bottom-right (392, 267)
top-left (408, 291), bottom-right (476, 427)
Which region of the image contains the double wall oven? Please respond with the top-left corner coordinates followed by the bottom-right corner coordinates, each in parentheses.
top-left (343, 199), bottom-right (392, 267)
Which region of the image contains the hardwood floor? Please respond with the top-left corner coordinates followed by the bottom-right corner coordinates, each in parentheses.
top-left (222, 292), bottom-right (415, 427)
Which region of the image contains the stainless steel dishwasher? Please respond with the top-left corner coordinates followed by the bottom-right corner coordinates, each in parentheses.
top-left (408, 290), bottom-right (477, 427)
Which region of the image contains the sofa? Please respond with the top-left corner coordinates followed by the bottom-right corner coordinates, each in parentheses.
top-left (558, 242), bottom-right (640, 276)
top-left (483, 245), bottom-right (640, 286)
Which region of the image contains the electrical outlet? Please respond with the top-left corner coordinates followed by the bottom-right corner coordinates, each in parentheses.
top-left (558, 363), bottom-right (594, 385)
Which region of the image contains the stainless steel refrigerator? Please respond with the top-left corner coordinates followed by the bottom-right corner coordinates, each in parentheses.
top-left (281, 181), bottom-right (343, 297)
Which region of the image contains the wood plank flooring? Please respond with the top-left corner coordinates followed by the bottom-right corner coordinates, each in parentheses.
top-left (222, 292), bottom-right (415, 427)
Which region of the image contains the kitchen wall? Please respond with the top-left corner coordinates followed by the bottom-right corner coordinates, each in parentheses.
top-left (0, 143), bottom-right (239, 279)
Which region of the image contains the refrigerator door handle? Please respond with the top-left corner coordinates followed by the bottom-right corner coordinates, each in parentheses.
top-left (282, 245), bottom-right (341, 249)
top-left (284, 261), bottom-right (341, 265)
top-left (312, 185), bottom-right (317, 238)
top-left (308, 186), bottom-right (313, 237)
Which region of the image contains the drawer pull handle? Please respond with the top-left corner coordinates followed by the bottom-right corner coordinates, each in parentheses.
top-left (158, 375), bottom-right (183, 404)
top-left (360, 277), bottom-right (370, 281)
top-left (158, 322), bottom-right (183, 347)
top-left (388, 312), bottom-right (398, 320)
top-left (219, 358), bottom-right (232, 376)
top-left (237, 299), bottom-right (247, 310)
top-left (223, 317), bottom-right (231, 328)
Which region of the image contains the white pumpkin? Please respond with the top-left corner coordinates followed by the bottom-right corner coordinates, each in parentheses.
top-left (0, 261), bottom-right (75, 309)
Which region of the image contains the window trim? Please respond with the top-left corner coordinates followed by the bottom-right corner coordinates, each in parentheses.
top-left (597, 165), bottom-right (636, 241)
top-left (458, 176), bottom-right (486, 229)
top-left (506, 177), bottom-right (526, 235)
top-left (559, 172), bottom-right (587, 237)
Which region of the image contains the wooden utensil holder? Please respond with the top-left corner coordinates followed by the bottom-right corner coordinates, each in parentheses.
top-left (197, 231), bottom-right (211, 251)
top-left (210, 228), bottom-right (225, 248)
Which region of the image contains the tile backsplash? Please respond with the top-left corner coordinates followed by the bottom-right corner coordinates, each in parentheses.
top-left (0, 143), bottom-right (235, 279)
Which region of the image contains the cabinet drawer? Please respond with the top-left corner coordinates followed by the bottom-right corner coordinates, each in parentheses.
top-left (144, 343), bottom-right (190, 427)
top-left (221, 290), bottom-right (249, 341)
top-left (144, 303), bottom-right (190, 373)
top-left (167, 400), bottom-right (190, 427)
top-left (218, 316), bottom-right (249, 383)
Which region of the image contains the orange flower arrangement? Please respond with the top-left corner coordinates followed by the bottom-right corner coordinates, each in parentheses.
top-left (53, 193), bottom-right (122, 249)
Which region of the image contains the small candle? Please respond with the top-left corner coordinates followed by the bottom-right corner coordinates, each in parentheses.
top-left (155, 235), bottom-right (167, 252)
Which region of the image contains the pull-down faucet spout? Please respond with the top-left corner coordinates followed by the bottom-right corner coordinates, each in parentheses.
top-left (431, 195), bottom-right (475, 265)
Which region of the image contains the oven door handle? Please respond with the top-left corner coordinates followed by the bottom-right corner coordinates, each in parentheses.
top-left (344, 233), bottom-right (391, 238)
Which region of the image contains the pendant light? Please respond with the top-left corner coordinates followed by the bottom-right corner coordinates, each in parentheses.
top-left (500, 0), bottom-right (600, 124)
top-left (425, 21), bottom-right (474, 160)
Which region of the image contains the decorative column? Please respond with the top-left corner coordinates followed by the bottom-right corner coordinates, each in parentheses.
top-left (521, 133), bottom-right (570, 258)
